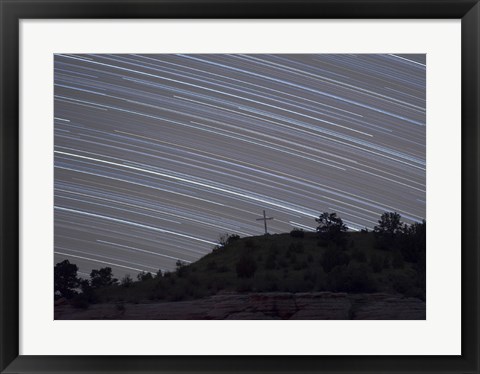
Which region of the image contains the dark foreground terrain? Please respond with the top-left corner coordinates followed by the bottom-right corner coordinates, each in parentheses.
top-left (55, 223), bottom-right (426, 320)
top-left (55, 291), bottom-right (425, 320)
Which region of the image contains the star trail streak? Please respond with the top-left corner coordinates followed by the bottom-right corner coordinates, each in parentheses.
top-left (54, 54), bottom-right (426, 278)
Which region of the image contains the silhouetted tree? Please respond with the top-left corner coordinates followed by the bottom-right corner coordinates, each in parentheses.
top-left (137, 271), bottom-right (153, 281)
top-left (315, 212), bottom-right (347, 245)
top-left (374, 212), bottom-right (403, 236)
top-left (54, 260), bottom-right (81, 299)
top-left (175, 260), bottom-right (189, 277)
top-left (90, 267), bottom-right (118, 289)
top-left (80, 279), bottom-right (91, 293)
top-left (400, 220), bottom-right (426, 264)
top-left (120, 274), bottom-right (133, 288)
top-left (374, 212), bottom-right (404, 249)
top-left (76, 278), bottom-right (98, 304)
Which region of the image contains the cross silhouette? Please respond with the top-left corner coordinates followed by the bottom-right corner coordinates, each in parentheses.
top-left (256, 210), bottom-right (274, 235)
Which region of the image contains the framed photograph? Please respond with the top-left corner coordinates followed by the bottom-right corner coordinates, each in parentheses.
top-left (1, 0), bottom-right (478, 373)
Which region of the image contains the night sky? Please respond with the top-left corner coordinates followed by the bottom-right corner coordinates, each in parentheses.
top-left (54, 54), bottom-right (426, 278)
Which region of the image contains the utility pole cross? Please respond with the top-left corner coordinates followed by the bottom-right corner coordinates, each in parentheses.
top-left (256, 210), bottom-right (274, 235)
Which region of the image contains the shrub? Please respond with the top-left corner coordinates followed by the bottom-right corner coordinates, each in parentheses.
top-left (226, 234), bottom-right (241, 244)
top-left (206, 261), bottom-right (218, 271)
top-left (212, 278), bottom-right (227, 291)
top-left (216, 233), bottom-right (241, 250)
top-left (115, 302), bottom-right (126, 313)
top-left (293, 261), bottom-right (308, 271)
top-left (154, 281), bottom-right (167, 299)
top-left (392, 250), bottom-right (405, 269)
top-left (168, 289), bottom-right (187, 301)
top-left (71, 294), bottom-right (90, 309)
top-left (75, 279), bottom-right (98, 305)
top-left (79, 279), bottom-right (91, 293)
top-left (175, 260), bottom-right (188, 277)
top-left (290, 228), bottom-right (305, 238)
top-left (389, 271), bottom-right (415, 294)
top-left (120, 274), bottom-right (133, 288)
top-left (245, 238), bottom-right (255, 248)
top-left (288, 242), bottom-right (304, 254)
top-left (287, 278), bottom-right (310, 293)
top-left (317, 239), bottom-right (329, 247)
top-left (326, 263), bottom-right (377, 293)
top-left (303, 270), bottom-right (317, 282)
top-left (399, 220), bottom-right (426, 263)
top-left (264, 250), bottom-right (277, 270)
top-left (286, 250), bottom-right (297, 263)
top-left (90, 267), bottom-right (118, 289)
top-left (320, 247), bottom-right (350, 273)
top-left (236, 280), bottom-right (253, 293)
top-left (265, 281), bottom-right (279, 292)
top-left (137, 271), bottom-right (153, 282)
top-left (217, 265), bottom-right (229, 273)
top-left (351, 249), bottom-right (367, 263)
top-left (187, 273), bottom-right (199, 286)
top-left (236, 254), bottom-right (257, 278)
top-left (264, 273), bottom-right (279, 291)
top-left (414, 268), bottom-right (426, 299)
top-left (369, 253), bottom-right (384, 273)
top-left (278, 258), bottom-right (288, 268)
top-left (269, 243), bottom-right (279, 252)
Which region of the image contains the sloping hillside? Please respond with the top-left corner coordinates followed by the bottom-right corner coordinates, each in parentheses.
top-left (84, 231), bottom-right (425, 305)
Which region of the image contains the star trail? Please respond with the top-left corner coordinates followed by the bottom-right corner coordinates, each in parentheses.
top-left (54, 54), bottom-right (426, 278)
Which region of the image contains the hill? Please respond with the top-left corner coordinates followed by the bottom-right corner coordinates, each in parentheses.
top-left (75, 230), bottom-right (425, 307)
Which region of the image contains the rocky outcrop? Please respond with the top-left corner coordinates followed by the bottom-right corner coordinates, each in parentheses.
top-left (54, 292), bottom-right (426, 320)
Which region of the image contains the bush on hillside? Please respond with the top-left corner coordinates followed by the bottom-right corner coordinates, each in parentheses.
top-left (290, 228), bottom-right (305, 238)
top-left (326, 263), bottom-right (377, 293)
top-left (369, 253), bottom-right (384, 273)
top-left (137, 271), bottom-right (154, 282)
top-left (236, 254), bottom-right (257, 278)
top-left (320, 247), bottom-right (350, 273)
top-left (121, 275), bottom-right (133, 288)
top-left (389, 271), bottom-right (415, 294)
top-left (351, 249), bottom-right (367, 263)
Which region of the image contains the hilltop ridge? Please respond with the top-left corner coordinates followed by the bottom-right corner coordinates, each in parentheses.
top-left (68, 230), bottom-right (425, 307)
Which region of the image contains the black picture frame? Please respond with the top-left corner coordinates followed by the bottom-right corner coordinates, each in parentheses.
top-left (1, 1), bottom-right (478, 373)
